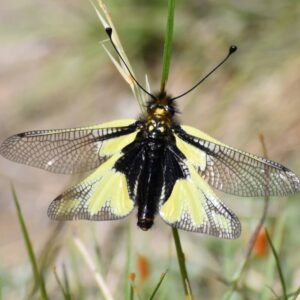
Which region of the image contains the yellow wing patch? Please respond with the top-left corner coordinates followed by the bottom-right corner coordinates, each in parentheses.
top-left (87, 171), bottom-right (132, 216)
top-left (159, 162), bottom-right (241, 239)
top-left (181, 125), bottom-right (225, 145)
top-left (92, 118), bottom-right (138, 158)
top-left (90, 119), bottom-right (136, 130)
top-left (175, 135), bottom-right (206, 171)
top-left (48, 154), bottom-right (134, 221)
top-left (160, 179), bottom-right (205, 224)
top-left (100, 131), bottom-right (137, 157)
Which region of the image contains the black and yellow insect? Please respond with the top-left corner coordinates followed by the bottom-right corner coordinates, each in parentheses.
top-left (1, 28), bottom-right (299, 239)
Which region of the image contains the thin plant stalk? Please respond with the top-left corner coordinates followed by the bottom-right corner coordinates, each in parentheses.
top-left (62, 264), bottom-right (71, 299)
top-left (11, 185), bottom-right (48, 300)
top-left (160, 0), bottom-right (176, 92)
top-left (148, 271), bottom-right (168, 300)
top-left (172, 228), bottom-right (193, 299)
top-left (223, 133), bottom-right (270, 299)
top-left (125, 223), bottom-right (133, 300)
top-left (53, 266), bottom-right (71, 300)
top-left (130, 284), bottom-right (134, 300)
top-left (265, 229), bottom-right (287, 300)
top-left (128, 273), bottom-right (142, 300)
top-left (244, 133), bottom-right (270, 258)
top-left (160, 0), bottom-right (192, 297)
top-left (261, 214), bottom-right (286, 300)
top-left (159, 0), bottom-right (193, 297)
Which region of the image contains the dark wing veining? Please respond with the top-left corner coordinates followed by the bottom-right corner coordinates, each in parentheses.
top-left (47, 155), bottom-right (135, 220)
top-left (0, 122), bottom-right (138, 174)
top-left (175, 127), bottom-right (300, 197)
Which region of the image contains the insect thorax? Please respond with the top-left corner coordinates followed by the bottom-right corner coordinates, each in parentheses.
top-left (143, 92), bottom-right (177, 139)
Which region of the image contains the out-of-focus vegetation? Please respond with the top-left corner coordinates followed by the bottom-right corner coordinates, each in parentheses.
top-left (0, 0), bottom-right (299, 299)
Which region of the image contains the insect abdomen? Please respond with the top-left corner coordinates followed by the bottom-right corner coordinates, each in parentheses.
top-left (135, 142), bottom-right (165, 230)
top-left (115, 139), bottom-right (165, 230)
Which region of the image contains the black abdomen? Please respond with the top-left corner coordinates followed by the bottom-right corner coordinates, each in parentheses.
top-left (115, 132), bottom-right (187, 230)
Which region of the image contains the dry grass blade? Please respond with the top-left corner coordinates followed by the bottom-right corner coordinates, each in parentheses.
top-left (102, 45), bottom-right (134, 87)
top-left (73, 236), bottom-right (114, 300)
top-left (91, 0), bottom-right (147, 113)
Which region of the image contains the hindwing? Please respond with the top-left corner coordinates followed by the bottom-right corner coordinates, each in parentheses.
top-left (159, 158), bottom-right (241, 239)
top-left (47, 154), bottom-right (134, 221)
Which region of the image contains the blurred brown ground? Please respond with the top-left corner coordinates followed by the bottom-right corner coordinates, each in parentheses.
top-left (0, 0), bottom-right (299, 299)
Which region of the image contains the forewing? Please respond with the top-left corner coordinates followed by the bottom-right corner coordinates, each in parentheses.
top-left (0, 119), bottom-right (138, 174)
top-left (175, 125), bottom-right (300, 197)
top-left (47, 154), bottom-right (135, 220)
top-left (159, 162), bottom-right (241, 239)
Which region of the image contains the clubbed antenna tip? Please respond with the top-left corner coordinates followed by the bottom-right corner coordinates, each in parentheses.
top-left (229, 45), bottom-right (237, 55)
top-left (105, 27), bottom-right (112, 37)
top-left (170, 44), bottom-right (238, 101)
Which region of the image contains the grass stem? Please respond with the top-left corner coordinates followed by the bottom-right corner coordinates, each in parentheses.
top-left (148, 271), bottom-right (168, 300)
top-left (11, 185), bottom-right (48, 300)
top-left (172, 228), bottom-right (193, 299)
top-left (160, 0), bottom-right (175, 92)
top-left (265, 229), bottom-right (287, 300)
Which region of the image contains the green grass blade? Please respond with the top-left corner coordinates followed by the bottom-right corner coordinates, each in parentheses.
top-left (261, 214), bottom-right (286, 300)
top-left (160, 0), bottom-right (176, 92)
top-left (128, 273), bottom-right (142, 300)
top-left (148, 271), bottom-right (168, 300)
top-left (53, 266), bottom-right (71, 300)
top-left (172, 228), bottom-right (193, 299)
top-left (265, 229), bottom-right (287, 300)
top-left (63, 264), bottom-right (71, 299)
top-left (130, 284), bottom-right (134, 300)
top-left (11, 185), bottom-right (48, 300)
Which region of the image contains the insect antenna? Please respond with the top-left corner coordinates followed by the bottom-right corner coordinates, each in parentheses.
top-left (170, 45), bottom-right (237, 101)
top-left (105, 27), bottom-right (156, 100)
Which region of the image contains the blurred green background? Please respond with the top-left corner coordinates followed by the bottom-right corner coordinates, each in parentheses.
top-left (0, 0), bottom-right (299, 299)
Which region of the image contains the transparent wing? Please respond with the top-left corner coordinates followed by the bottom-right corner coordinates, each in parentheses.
top-left (175, 126), bottom-right (300, 197)
top-left (47, 154), bottom-right (135, 220)
top-left (159, 162), bottom-right (241, 239)
top-left (0, 119), bottom-right (138, 174)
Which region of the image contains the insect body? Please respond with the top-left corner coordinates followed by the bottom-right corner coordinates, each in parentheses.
top-left (1, 90), bottom-right (300, 239)
top-left (115, 92), bottom-right (184, 231)
top-left (1, 28), bottom-right (299, 239)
